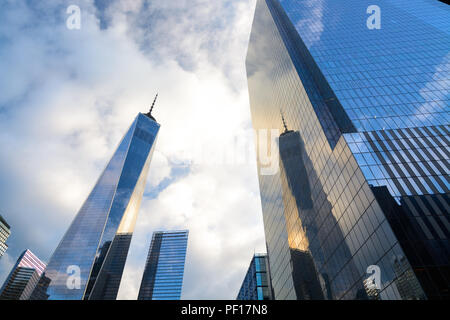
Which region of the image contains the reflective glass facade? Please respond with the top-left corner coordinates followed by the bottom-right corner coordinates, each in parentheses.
top-left (0, 215), bottom-right (10, 258)
top-left (31, 113), bottom-right (160, 300)
top-left (246, 0), bottom-right (449, 300)
top-left (138, 230), bottom-right (188, 300)
top-left (0, 249), bottom-right (46, 300)
top-left (237, 253), bottom-right (274, 300)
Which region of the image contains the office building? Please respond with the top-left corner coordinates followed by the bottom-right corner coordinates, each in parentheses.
top-left (0, 249), bottom-right (46, 300)
top-left (246, 0), bottom-right (449, 299)
top-left (237, 253), bottom-right (273, 300)
top-left (138, 230), bottom-right (189, 300)
top-left (32, 97), bottom-right (161, 299)
top-left (0, 215), bottom-right (10, 258)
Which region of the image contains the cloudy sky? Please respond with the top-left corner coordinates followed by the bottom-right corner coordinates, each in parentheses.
top-left (0, 0), bottom-right (267, 299)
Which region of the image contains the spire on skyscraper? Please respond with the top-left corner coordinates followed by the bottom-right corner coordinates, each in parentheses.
top-left (280, 109), bottom-right (292, 135)
top-left (31, 110), bottom-right (161, 300)
top-left (145, 93), bottom-right (158, 121)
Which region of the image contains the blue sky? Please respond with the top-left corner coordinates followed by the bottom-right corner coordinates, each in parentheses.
top-left (0, 0), bottom-right (266, 299)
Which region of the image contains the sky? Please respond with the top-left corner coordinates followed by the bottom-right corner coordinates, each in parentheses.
top-left (0, 0), bottom-right (267, 299)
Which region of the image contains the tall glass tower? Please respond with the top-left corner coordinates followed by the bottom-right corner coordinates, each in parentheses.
top-left (138, 230), bottom-right (189, 300)
top-left (246, 0), bottom-right (449, 300)
top-left (31, 99), bottom-right (161, 300)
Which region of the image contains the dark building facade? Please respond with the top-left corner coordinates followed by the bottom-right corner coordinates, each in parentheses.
top-left (237, 253), bottom-right (274, 300)
top-left (138, 230), bottom-right (189, 300)
top-left (31, 107), bottom-right (160, 300)
top-left (246, 0), bottom-right (449, 300)
top-left (0, 215), bottom-right (10, 258)
top-left (0, 249), bottom-right (46, 300)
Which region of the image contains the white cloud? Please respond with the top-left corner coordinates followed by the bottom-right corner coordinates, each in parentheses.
top-left (119, 164), bottom-right (265, 299)
top-left (0, 0), bottom-right (263, 299)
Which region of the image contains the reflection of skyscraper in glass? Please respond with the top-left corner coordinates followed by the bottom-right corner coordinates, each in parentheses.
top-left (0, 215), bottom-right (10, 258)
top-left (0, 249), bottom-right (46, 300)
top-left (278, 124), bottom-right (361, 300)
top-left (363, 273), bottom-right (381, 300)
top-left (392, 255), bottom-right (423, 300)
top-left (31, 101), bottom-right (160, 300)
top-left (138, 230), bottom-right (188, 300)
top-left (237, 253), bottom-right (273, 300)
top-left (247, 0), bottom-right (448, 299)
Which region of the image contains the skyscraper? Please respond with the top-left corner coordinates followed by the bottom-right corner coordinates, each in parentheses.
top-left (237, 253), bottom-right (273, 300)
top-left (138, 230), bottom-right (189, 300)
top-left (0, 215), bottom-right (10, 259)
top-left (0, 249), bottom-right (46, 300)
top-left (246, 0), bottom-right (449, 300)
top-left (32, 98), bottom-right (161, 300)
